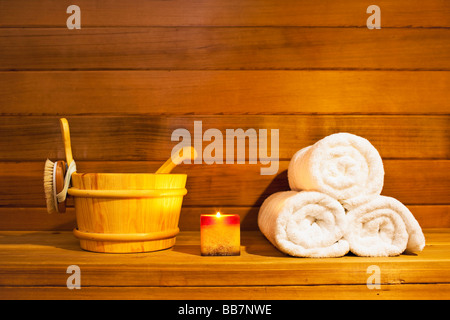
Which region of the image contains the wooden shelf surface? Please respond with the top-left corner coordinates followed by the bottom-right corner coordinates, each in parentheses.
top-left (0, 229), bottom-right (449, 300)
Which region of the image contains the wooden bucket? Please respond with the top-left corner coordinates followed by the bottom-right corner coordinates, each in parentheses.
top-left (68, 172), bottom-right (187, 253)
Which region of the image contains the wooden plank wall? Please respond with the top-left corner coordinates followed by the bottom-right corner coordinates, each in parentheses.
top-left (0, 0), bottom-right (449, 231)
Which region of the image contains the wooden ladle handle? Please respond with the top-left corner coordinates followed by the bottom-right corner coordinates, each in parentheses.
top-left (156, 146), bottom-right (198, 174)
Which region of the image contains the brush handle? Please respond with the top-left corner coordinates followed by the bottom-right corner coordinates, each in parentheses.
top-left (59, 118), bottom-right (74, 165)
top-left (156, 146), bottom-right (198, 174)
top-left (55, 160), bottom-right (67, 213)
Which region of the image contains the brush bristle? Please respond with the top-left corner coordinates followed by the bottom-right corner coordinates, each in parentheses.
top-left (43, 159), bottom-right (57, 214)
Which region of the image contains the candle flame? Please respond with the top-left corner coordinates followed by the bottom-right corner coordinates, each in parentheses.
top-left (216, 211), bottom-right (221, 218)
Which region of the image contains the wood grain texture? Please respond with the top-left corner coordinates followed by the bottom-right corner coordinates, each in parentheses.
top-left (0, 0), bottom-right (449, 27)
top-left (1, 284), bottom-right (449, 300)
top-left (1, 28), bottom-right (449, 70)
top-left (1, 71), bottom-right (449, 115)
top-left (0, 1), bottom-right (448, 238)
top-left (0, 205), bottom-right (448, 232)
top-left (0, 0), bottom-right (448, 301)
top-left (0, 115), bottom-right (448, 161)
top-left (0, 160), bottom-right (448, 208)
top-left (0, 230), bottom-right (448, 289)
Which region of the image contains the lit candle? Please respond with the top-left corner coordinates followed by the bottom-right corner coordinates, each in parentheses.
top-left (200, 212), bottom-right (240, 256)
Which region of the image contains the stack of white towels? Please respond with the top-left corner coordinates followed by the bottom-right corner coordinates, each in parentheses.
top-left (258, 133), bottom-right (425, 257)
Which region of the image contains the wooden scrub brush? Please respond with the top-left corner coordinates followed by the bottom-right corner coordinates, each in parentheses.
top-left (44, 159), bottom-right (66, 213)
top-left (43, 118), bottom-right (76, 214)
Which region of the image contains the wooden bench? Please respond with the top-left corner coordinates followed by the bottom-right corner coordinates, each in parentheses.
top-left (0, 0), bottom-right (448, 299)
top-left (0, 230), bottom-right (449, 299)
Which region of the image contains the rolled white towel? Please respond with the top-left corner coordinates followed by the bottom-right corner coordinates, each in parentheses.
top-left (343, 195), bottom-right (425, 257)
top-left (258, 191), bottom-right (349, 258)
top-left (288, 133), bottom-right (384, 201)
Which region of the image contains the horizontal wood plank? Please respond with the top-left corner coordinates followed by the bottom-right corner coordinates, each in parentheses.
top-left (1, 28), bottom-right (449, 70)
top-left (0, 0), bottom-right (449, 28)
top-left (1, 71), bottom-right (449, 115)
top-left (0, 205), bottom-right (447, 232)
top-left (1, 284), bottom-right (449, 300)
top-left (0, 115), bottom-right (448, 161)
top-left (0, 160), bottom-right (448, 207)
top-left (0, 230), bottom-right (448, 287)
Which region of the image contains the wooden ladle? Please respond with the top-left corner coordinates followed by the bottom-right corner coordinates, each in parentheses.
top-left (155, 146), bottom-right (198, 174)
